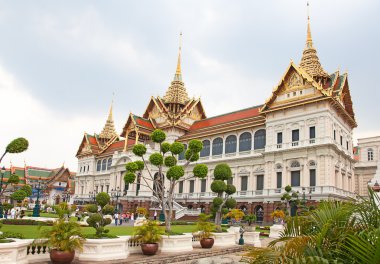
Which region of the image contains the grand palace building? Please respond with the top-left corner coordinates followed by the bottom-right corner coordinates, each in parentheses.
top-left (74, 16), bottom-right (357, 222)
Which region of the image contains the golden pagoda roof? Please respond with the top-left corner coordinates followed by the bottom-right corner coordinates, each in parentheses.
top-left (163, 33), bottom-right (190, 105)
top-left (99, 101), bottom-right (118, 139)
top-left (299, 15), bottom-right (329, 80)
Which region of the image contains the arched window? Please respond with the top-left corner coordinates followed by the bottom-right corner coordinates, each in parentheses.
top-left (96, 161), bottom-right (101, 172)
top-left (254, 129), bottom-right (266, 149)
top-left (225, 135), bottom-right (237, 154)
top-left (178, 144), bottom-right (187, 160)
top-left (212, 137), bottom-right (223, 155)
top-left (291, 161), bottom-right (301, 168)
top-left (200, 140), bottom-right (210, 157)
top-left (101, 159), bottom-right (107, 171)
top-left (368, 148), bottom-right (374, 161)
top-left (239, 132), bottom-right (252, 152)
top-left (309, 160), bottom-right (316, 167)
top-left (107, 158), bottom-right (112, 170)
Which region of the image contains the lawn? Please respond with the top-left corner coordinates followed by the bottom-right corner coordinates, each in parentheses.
top-left (1, 224), bottom-right (197, 239)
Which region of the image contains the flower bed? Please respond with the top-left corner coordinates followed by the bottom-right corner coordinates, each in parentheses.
top-left (1, 219), bottom-right (53, 226)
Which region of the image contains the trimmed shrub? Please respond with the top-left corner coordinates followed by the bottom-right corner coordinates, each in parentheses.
top-left (124, 172), bottom-right (136, 183)
top-left (225, 184), bottom-right (236, 195)
top-left (161, 142), bottom-right (171, 153)
top-left (151, 129), bottom-right (166, 143)
top-left (125, 162), bottom-right (139, 172)
top-left (166, 166), bottom-right (185, 180)
top-left (6, 138), bottom-right (29, 153)
top-left (214, 163), bottom-right (232, 180)
top-left (188, 140), bottom-right (203, 152)
top-left (164, 156), bottom-right (177, 167)
top-left (132, 144), bottom-right (147, 157)
top-left (170, 142), bottom-right (185, 155)
top-left (149, 153), bottom-right (164, 166)
top-left (211, 180), bottom-right (227, 193)
top-left (96, 192), bottom-right (110, 207)
top-left (185, 150), bottom-right (199, 161)
top-left (193, 164), bottom-right (208, 178)
top-left (135, 160), bottom-right (145, 170)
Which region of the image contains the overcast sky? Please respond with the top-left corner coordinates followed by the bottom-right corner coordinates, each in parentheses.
top-left (1, 0), bottom-right (379, 171)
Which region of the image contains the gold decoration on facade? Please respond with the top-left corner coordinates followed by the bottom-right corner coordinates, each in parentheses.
top-left (287, 72), bottom-right (304, 88)
top-left (99, 101), bottom-right (118, 139)
top-left (299, 13), bottom-right (329, 80)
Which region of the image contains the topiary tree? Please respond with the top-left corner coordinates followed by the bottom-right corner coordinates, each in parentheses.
top-left (281, 185), bottom-right (300, 217)
top-left (210, 163), bottom-right (237, 232)
top-left (124, 129), bottom-right (208, 233)
top-left (85, 192), bottom-right (115, 238)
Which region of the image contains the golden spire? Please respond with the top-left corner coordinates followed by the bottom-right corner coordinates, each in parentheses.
top-left (174, 32), bottom-right (182, 81)
top-left (299, 2), bottom-right (329, 80)
top-left (163, 32), bottom-right (190, 106)
top-left (99, 98), bottom-right (118, 140)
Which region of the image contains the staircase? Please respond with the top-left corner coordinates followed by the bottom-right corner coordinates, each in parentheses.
top-left (150, 196), bottom-right (199, 220)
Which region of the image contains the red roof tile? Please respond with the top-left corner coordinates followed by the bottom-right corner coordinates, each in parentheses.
top-left (135, 116), bottom-right (154, 129)
top-left (189, 105), bottom-right (262, 130)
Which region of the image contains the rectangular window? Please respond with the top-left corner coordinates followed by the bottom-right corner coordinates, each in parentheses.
top-left (309, 126), bottom-right (316, 139)
top-left (310, 169), bottom-right (316, 187)
top-left (346, 141), bottom-right (349, 150)
top-left (291, 171), bottom-right (301, 187)
top-left (292, 129), bottom-right (299, 142)
top-left (256, 175), bottom-right (264, 190)
top-left (340, 136), bottom-right (343, 145)
top-left (201, 179), bottom-right (207, 193)
top-left (276, 172), bottom-right (282, 188)
top-left (95, 186), bottom-right (99, 193)
top-left (334, 130), bottom-right (336, 140)
top-left (81, 186), bottom-right (84, 195)
top-left (189, 180), bottom-right (195, 193)
top-left (241, 176), bottom-right (248, 191)
top-left (277, 132), bottom-right (283, 144)
top-left (101, 185), bottom-right (104, 192)
top-left (106, 185), bottom-right (109, 193)
top-left (179, 181), bottom-right (183, 193)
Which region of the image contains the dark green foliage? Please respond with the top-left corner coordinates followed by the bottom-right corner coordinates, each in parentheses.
top-left (6, 138), bottom-right (29, 153)
top-left (285, 185), bottom-right (292, 192)
top-left (2, 203), bottom-right (13, 211)
top-left (149, 153), bottom-right (164, 166)
top-left (86, 204), bottom-right (98, 213)
top-left (164, 156), bottom-right (177, 167)
top-left (166, 165), bottom-right (185, 180)
top-left (135, 160), bottom-right (145, 170)
top-left (102, 205), bottom-right (115, 215)
top-left (8, 174), bottom-right (20, 184)
top-left (133, 220), bottom-right (164, 243)
top-left (125, 162), bottom-right (138, 172)
top-left (1, 231), bottom-right (24, 239)
top-left (124, 172), bottom-right (136, 183)
top-left (86, 213), bottom-right (102, 227)
top-left (132, 144), bottom-right (147, 157)
top-left (188, 140), bottom-right (203, 152)
top-left (96, 192), bottom-right (110, 207)
top-left (54, 202), bottom-right (70, 218)
top-left (214, 163), bottom-right (232, 180)
top-left (212, 197), bottom-right (224, 207)
top-left (161, 142), bottom-right (171, 153)
top-left (170, 142), bottom-right (185, 155)
top-left (225, 184), bottom-right (236, 195)
top-left (193, 164), bottom-right (208, 178)
top-left (1, 219), bottom-right (53, 226)
top-left (225, 198), bottom-right (237, 209)
top-left (10, 190), bottom-right (27, 202)
top-left (21, 184), bottom-right (32, 196)
top-left (151, 129), bottom-right (166, 143)
top-left (185, 149), bottom-right (199, 161)
top-left (211, 180), bottom-right (227, 193)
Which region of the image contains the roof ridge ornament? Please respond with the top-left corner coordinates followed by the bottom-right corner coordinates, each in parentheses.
top-left (99, 99), bottom-right (118, 140)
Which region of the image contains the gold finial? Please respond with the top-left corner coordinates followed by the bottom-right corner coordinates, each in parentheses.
top-left (306, 2), bottom-right (313, 47)
top-left (174, 32), bottom-right (182, 81)
top-left (99, 99), bottom-right (118, 140)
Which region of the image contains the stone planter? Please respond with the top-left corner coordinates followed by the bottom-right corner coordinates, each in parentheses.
top-left (160, 233), bottom-right (193, 253)
top-left (134, 216), bottom-right (146, 227)
top-left (0, 239), bottom-right (30, 264)
top-left (76, 236), bottom-right (129, 262)
top-left (244, 232), bottom-right (262, 247)
top-left (269, 224), bottom-right (285, 238)
top-left (212, 232), bottom-right (236, 247)
top-left (227, 226), bottom-right (241, 243)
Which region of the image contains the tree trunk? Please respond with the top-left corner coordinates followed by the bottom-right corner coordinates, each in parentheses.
top-left (215, 211), bottom-right (222, 232)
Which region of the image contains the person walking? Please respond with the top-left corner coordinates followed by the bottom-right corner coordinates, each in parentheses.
top-left (154, 210), bottom-right (157, 221)
top-left (114, 212), bottom-right (119, 226)
top-left (119, 212), bottom-right (123, 225)
top-left (130, 212), bottom-right (134, 222)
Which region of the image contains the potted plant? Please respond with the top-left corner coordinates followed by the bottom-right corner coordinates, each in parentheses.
top-left (271, 210), bottom-right (285, 224)
top-left (41, 219), bottom-right (85, 264)
top-left (224, 209), bottom-right (245, 226)
top-left (133, 220), bottom-right (164, 255)
top-left (194, 213), bottom-right (215, 248)
top-left (243, 214), bottom-right (257, 231)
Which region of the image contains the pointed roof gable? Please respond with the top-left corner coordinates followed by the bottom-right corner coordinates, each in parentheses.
top-left (99, 102), bottom-right (118, 140)
top-left (120, 113), bottom-right (155, 138)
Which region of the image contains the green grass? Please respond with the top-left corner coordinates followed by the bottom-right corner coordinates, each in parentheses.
top-left (1, 224), bottom-right (198, 239)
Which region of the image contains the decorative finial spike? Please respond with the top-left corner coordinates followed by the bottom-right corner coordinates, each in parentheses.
top-left (174, 32), bottom-right (182, 81)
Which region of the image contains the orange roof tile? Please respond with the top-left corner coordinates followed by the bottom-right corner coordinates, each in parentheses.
top-left (189, 105), bottom-right (262, 131)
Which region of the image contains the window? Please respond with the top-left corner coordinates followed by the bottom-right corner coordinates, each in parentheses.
top-left (340, 136), bottom-right (343, 145)
top-left (293, 91), bottom-right (296, 96)
top-left (179, 181), bottom-right (183, 193)
top-left (310, 169), bottom-right (316, 187)
top-left (241, 176), bottom-right (248, 191)
top-left (189, 180), bottom-right (195, 193)
top-left (200, 140), bottom-right (210, 157)
top-left (309, 126), bottom-right (315, 139)
top-left (201, 179), bottom-right (207, 193)
top-left (225, 135), bottom-right (237, 154)
top-left (368, 148), bottom-right (374, 161)
top-left (292, 129), bottom-right (299, 142)
top-left (276, 172), bottom-right (282, 188)
top-left (212, 137), bottom-right (223, 155)
top-left (256, 175), bottom-right (264, 190)
top-left (106, 185), bottom-right (109, 193)
top-left (346, 141), bottom-right (349, 150)
top-left (291, 171), bottom-right (301, 187)
top-left (81, 186), bottom-right (84, 195)
top-left (277, 132), bottom-right (283, 144)
top-left (101, 159), bottom-right (107, 171)
top-left (95, 186), bottom-right (99, 193)
top-left (87, 165), bottom-right (89, 172)
top-left (254, 129), bottom-right (266, 149)
top-left (334, 130), bottom-right (336, 140)
top-left (178, 144), bottom-right (187, 160)
top-left (239, 132), bottom-right (252, 152)
top-left (107, 158), bottom-right (112, 170)
top-left (80, 167), bottom-right (82, 173)
top-left (227, 178), bottom-right (233, 185)
top-left (96, 161), bottom-right (101, 172)
top-left (101, 185), bottom-right (104, 192)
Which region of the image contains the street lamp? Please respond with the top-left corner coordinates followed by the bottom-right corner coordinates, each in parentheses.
top-left (111, 187), bottom-right (121, 212)
top-left (0, 166), bottom-right (5, 218)
top-left (32, 177), bottom-right (46, 217)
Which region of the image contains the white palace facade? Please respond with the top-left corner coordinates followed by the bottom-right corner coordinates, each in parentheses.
top-left (74, 17), bottom-right (357, 222)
